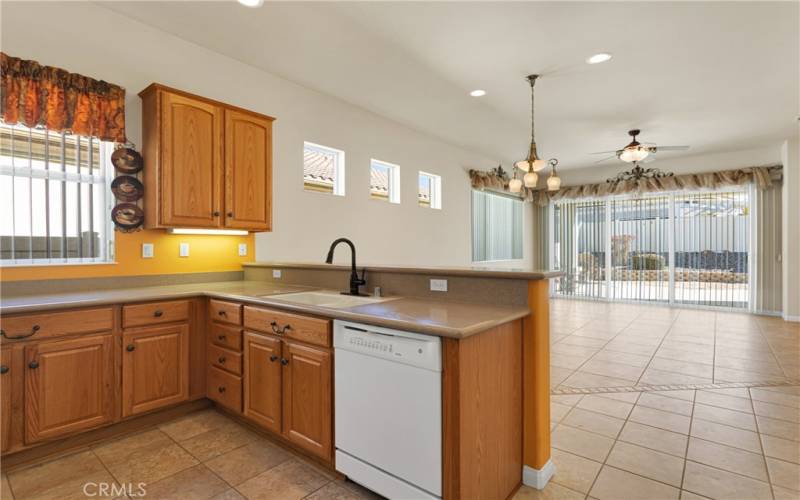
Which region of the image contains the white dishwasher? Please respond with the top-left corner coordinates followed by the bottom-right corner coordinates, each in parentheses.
top-left (334, 320), bottom-right (442, 500)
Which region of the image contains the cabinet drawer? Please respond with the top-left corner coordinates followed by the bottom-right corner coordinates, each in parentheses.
top-left (244, 306), bottom-right (331, 347)
top-left (208, 343), bottom-right (242, 376)
top-left (210, 323), bottom-right (242, 351)
top-left (1, 307), bottom-right (113, 342)
top-left (122, 300), bottom-right (190, 328)
top-left (209, 299), bottom-right (241, 326)
top-left (207, 366), bottom-right (242, 413)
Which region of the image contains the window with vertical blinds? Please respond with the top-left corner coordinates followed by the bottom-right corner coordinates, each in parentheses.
top-left (472, 190), bottom-right (523, 262)
top-left (552, 188), bottom-right (751, 310)
top-left (0, 121), bottom-right (114, 265)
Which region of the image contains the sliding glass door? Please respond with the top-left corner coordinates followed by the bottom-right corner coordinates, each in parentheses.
top-left (552, 188), bottom-right (751, 310)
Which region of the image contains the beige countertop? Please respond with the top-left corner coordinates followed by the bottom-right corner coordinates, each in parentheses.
top-left (0, 281), bottom-right (531, 338)
top-left (244, 261), bottom-right (564, 280)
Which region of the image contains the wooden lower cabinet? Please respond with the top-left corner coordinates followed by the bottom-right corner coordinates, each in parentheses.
top-left (122, 324), bottom-right (190, 417)
top-left (239, 332), bottom-right (332, 461)
top-left (1, 348), bottom-right (12, 452)
top-left (24, 335), bottom-right (114, 444)
top-left (243, 332), bottom-right (282, 433)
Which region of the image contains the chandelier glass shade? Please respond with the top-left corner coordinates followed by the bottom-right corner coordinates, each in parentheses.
top-left (508, 176), bottom-right (523, 193)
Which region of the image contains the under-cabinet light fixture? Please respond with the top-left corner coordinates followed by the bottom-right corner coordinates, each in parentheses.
top-left (167, 228), bottom-right (249, 236)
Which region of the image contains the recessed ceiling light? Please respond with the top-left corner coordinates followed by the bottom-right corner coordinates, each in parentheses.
top-left (470, 89), bottom-right (487, 97)
top-left (586, 53), bottom-right (613, 64)
top-left (237, 0), bottom-right (264, 7)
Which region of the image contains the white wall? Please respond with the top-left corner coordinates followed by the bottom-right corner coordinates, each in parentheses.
top-left (1, 2), bottom-right (535, 269)
top-left (782, 138), bottom-right (800, 321)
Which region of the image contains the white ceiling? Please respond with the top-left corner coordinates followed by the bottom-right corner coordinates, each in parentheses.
top-left (101, 1), bottom-right (799, 170)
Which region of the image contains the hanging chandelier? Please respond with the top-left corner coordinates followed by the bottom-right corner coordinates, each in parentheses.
top-left (510, 74), bottom-right (561, 193)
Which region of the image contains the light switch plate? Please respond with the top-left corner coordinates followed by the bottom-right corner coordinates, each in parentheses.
top-left (141, 243), bottom-right (154, 259)
top-left (238, 243), bottom-right (247, 256)
top-left (430, 279), bottom-right (448, 292)
top-left (179, 243), bottom-right (190, 257)
top-left (273, 269), bottom-right (282, 279)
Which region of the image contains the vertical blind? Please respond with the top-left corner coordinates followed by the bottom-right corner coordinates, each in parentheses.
top-left (472, 189), bottom-right (523, 262)
top-left (552, 188), bottom-right (751, 310)
top-left (0, 121), bottom-right (113, 264)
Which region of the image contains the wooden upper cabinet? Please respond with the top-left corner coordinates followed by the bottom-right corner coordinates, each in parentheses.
top-left (140, 84), bottom-right (274, 232)
top-left (225, 110), bottom-right (272, 231)
top-left (243, 333), bottom-right (282, 433)
top-left (122, 324), bottom-right (190, 417)
top-left (24, 335), bottom-right (114, 444)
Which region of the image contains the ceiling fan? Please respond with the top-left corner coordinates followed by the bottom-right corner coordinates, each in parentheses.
top-left (591, 129), bottom-right (689, 164)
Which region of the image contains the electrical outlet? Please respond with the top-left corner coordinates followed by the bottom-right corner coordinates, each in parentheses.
top-left (238, 243), bottom-right (247, 256)
top-left (430, 279), bottom-right (448, 292)
top-left (179, 242), bottom-right (190, 257)
top-left (272, 269), bottom-right (282, 279)
top-left (141, 243), bottom-right (154, 259)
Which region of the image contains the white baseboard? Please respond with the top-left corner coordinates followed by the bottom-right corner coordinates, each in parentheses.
top-left (522, 461), bottom-right (556, 490)
top-left (783, 314), bottom-right (800, 322)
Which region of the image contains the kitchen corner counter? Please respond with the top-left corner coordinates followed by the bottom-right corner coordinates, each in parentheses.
top-left (0, 281), bottom-right (530, 338)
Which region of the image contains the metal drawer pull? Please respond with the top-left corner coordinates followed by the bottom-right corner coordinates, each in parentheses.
top-left (153, 310), bottom-right (164, 317)
top-left (280, 358), bottom-right (289, 366)
top-left (28, 361), bottom-right (39, 369)
top-left (218, 310), bottom-right (227, 317)
top-left (270, 321), bottom-right (292, 335)
top-left (269, 355), bottom-right (278, 362)
top-left (0, 366), bottom-right (8, 374)
top-left (1, 324), bottom-right (40, 340)
top-left (126, 344), bottom-right (136, 352)
top-left (218, 356), bottom-right (226, 364)
top-left (217, 334), bottom-right (227, 340)
top-left (218, 386), bottom-right (226, 393)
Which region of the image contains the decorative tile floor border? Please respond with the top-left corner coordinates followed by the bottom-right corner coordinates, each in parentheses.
top-left (552, 379), bottom-right (800, 395)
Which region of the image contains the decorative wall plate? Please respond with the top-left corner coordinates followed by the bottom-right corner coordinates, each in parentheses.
top-left (111, 175), bottom-right (144, 202)
top-left (111, 147), bottom-right (144, 174)
top-left (111, 203), bottom-right (144, 231)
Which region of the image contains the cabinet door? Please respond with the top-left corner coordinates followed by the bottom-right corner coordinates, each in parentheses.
top-left (122, 324), bottom-right (190, 417)
top-left (282, 341), bottom-right (332, 460)
top-left (243, 333), bottom-right (282, 433)
top-left (224, 109), bottom-right (272, 231)
top-left (161, 91), bottom-right (223, 227)
top-left (1, 348), bottom-right (12, 452)
top-left (24, 335), bottom-right (114, 444)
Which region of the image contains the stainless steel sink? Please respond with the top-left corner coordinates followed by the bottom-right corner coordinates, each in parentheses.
top-left (268, 290), bottom-right (395, 309)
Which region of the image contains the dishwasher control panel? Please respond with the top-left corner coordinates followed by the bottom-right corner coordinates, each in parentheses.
top-left (333, 320), bottom-right (441, 371)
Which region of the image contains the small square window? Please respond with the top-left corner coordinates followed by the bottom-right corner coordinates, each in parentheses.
top-left (418, 171), bottom-right (441, 209)
top-left (303, 142), bottom-right (345, 196)
top-left (370, 159), bottom-right (400, 204)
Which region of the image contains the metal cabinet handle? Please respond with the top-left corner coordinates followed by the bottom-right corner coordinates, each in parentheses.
top-left (270, 321), bottom-right (292, 335)
top-left (213, 211), bottom-right (220, 217)
top-left (126, 344), bottom-right (136, 352)
top-left (280, 358), bottom-right (289, 366)
top-left (269, 355), bottom-right (278, 362)
top-left (227, 212), bottom-right (234, 218)
top-left (28, 361), bottom-right (39, 369)
top-left (218, 386), bottom-right (226, 393)
top-left (1, 324), bottom-right (40, 340)
top-left (153, 310), bottom-right (163, 317)
top-left (0, 366), bottom-right (8, 374)
top-left (218, 356), bottom-right (226, 364)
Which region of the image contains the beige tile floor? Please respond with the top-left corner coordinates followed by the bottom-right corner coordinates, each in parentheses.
top-left (2, 300), bottom-right (798, 500)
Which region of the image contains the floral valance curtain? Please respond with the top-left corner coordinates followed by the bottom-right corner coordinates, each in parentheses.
top-left (469, 165), bottom-right (782, 206)
top-left (0, 52), bottom-right (126, 143)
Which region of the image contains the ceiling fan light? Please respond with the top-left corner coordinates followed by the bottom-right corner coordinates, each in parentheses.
top-left (619, 147), bottom-right (649, 163)
top-left (523, 171), bottom-right (538, 188)
top-left (508, 177), bottom-right (523, 193)
top-left (547, 174), bottom-right (561, 191)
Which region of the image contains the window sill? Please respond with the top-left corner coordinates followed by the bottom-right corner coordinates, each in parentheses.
top-left (0, 261), bottom-right (118, 268)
